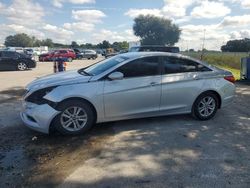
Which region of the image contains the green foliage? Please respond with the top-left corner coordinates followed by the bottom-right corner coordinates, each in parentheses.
top-left (182, 51), bottom-right (249, 80)
top-left (5, 33), bottom-right (33, 47)
top-left (133, 15), bottom-right (181, 45)
top-left (96, 40), bottom-right (111, 49)
top-left (41, 38), bottom-right (54, 47)
top-left (112, 41), bottom-right (129, 51)
top-left (221, 38), bottom-right (250, 52)
top-left (4, 33), bottom-right (129, 50)
top-left (4, 33), bottom-right (54, 47)
top-left (71, 41), bottom-right (79, 48)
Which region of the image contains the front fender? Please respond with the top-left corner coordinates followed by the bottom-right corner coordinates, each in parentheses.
top-left (44, 82), bottom-right (105, 122)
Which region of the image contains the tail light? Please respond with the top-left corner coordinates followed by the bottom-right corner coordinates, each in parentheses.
top-left (224, 75), bottom-right (235, 83)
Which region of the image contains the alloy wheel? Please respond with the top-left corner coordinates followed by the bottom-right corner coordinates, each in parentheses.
top-left (198, 96), bottom-right (216, 117)
top-left (60, 106), bottom-right (88, 132)
top-left (17, 62), bottom-right (27, 70)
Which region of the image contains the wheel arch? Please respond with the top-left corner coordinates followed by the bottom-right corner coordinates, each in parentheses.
top-left (49, 97), bottom-right (98, 133)
top-left (194, 90), bottom-right (222, 109)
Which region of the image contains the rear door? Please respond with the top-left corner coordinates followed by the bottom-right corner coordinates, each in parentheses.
top-left (160, 56), bottom-right (209, 113)
top-left (103, 56), bottom-right (162, 118)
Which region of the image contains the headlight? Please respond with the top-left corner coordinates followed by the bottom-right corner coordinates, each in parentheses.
top-left (25, 86), bottom-right (57, 105)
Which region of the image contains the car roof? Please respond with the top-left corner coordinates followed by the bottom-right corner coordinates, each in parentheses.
top-left (120, 52), bottom-right (184, 59)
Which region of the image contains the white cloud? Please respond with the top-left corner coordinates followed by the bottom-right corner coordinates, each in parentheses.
top-left (72, 10), bottom-right (106, 23)
top-left (63, 22), bottom-right (95, 32)
top-left (219, 15), bottom-right (250, 27)
top-left (230, 30), bottom-right (250, 39)
top-left (241, 0), bottom-right (250, 8)
top-left (43, 24), bottom-right (74, 43)
top-left (125, 9), bottom-right (163, 18)
top-left (125, 0), bottom-right (196, 19)
top-left (52, 0), bottom-right (95, 8)
top-left (228, 0), bottom-right (250, 9)
top-left (0, 24), bottom-right (45, 44)
top-left (162, 0), bottom-right (195, 17)
top-left (191, 1), bottom-right (231, 18)
top-left (178, 24), bottom-right (230, 50)
top-left (64, 9), bottom-right (106, 34)
top-left (91, 29), bottom-right (139, 43)
top-left (0, 0), bottom-right (45, 26)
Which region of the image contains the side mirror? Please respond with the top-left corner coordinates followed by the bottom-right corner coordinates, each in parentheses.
top-left (108, 72), bottom-right (124, 80)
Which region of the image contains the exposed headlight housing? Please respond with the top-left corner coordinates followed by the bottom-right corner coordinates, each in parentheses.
top-left (25, 86), bottom-right (57, 105)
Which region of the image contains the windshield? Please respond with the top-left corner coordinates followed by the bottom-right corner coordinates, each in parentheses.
top-left (82, 56), bottom-right (129, 76)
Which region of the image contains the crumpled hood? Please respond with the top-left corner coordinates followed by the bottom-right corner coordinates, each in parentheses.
top-left (26, 70), bottom-right (91, 91)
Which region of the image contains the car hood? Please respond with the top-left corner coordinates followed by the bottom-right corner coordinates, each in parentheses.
top-left (26, 70), bottom-right (91, 91)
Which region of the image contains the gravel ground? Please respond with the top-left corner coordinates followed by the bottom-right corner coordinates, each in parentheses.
top-left (0, 59), bottom-right (249, 188)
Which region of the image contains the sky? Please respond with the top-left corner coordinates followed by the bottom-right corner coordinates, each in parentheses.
top-left (0, 0), bottom-right (250, 50)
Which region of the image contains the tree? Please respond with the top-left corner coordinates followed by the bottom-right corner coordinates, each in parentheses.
top-left (133, 15), bottom-right (181, 46)
top-left (71, 41), bottom-right (79, 48)
top-left (221, 38), bottom-right (250, 52)
top-left (112, 41), bottom-right (129, 51)
top-left (41, 38), bottom-right (54, 47)
top-left (4, 33), bottom-right (33, 47)
top-left (97, 40), bottom-right (111, 49)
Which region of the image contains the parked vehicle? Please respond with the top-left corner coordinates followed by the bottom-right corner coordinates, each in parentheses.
top-left (129, 45), bottom-right (180, 53)
top-left (0, 50), bottom-right (36, 71)
top-left (39, 52), bottom-right (55, 62)
top-left (21, 52), bottom-right (235, 135)
top-left (76, 50), bottom-right (97, 60)
top-left (53, 50), bottom-right (76, 62)
top-left (39, 50), bottom-right (76, 62)
top-left (105, 49), bottom-right (128, 58)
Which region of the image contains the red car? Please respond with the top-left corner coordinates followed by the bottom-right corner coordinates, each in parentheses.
top-left (52, 50), bottom-right (76, 62)
top-left (39, 50), bottom-right (76, 62)
top-left (39, 52), bottom-right (55, 62)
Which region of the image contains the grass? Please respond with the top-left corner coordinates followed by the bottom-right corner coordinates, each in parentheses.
top-left (182, 52), bottom-right (249, 80)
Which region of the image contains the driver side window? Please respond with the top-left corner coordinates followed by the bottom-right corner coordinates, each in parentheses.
top-left (116, 56), bottom-right (160, 78)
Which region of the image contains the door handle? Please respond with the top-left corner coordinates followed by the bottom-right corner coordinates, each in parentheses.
top-left (193, 75), bottom-right (201, 80)
top-left (150, 82), bottom-right (158, 86)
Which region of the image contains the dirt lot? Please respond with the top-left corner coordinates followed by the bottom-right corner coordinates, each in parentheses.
top-left (0, 58), bottom-right (250, 187)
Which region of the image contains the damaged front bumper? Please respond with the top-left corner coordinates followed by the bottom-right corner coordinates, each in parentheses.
top-left (20, 101), bottom-right (60, 134)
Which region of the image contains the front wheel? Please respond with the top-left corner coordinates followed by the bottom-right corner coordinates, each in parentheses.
top-left (53, 100), bottom-right (95, 135)
top-left (192, 92), bottom-right (219, 120)
top-left (17, 62), bottom-right (27, 71)
top-left (68, 57), bottom-right (73, 62)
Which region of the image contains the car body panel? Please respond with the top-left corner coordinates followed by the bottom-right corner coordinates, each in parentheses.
top-left (103, 75), bottom-right (162, 118)
top-left (160, 72), bottom-right (205, 113)
top-left (20, 102), bottom-right (60, 134)
top-left (20, 52), bottom-right (236, 133)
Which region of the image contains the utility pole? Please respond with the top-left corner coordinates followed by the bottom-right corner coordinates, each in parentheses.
top-left (201, 29), bottom-right (206, 60)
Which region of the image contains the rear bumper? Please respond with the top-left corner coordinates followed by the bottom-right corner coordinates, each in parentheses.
top-left (20, 102), bottom-right (60, 134)
top-left (220, 83), bottom-right (236, 108)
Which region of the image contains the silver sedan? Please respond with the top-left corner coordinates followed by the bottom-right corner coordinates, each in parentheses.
top-left (20, 52), bottom-right (236, 135)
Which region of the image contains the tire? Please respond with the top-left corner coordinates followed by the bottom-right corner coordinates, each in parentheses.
top-left (68, 57), bottom-right (73, 62)
top-left (17, 62), bottom-right (27, 71)
top-left (53, 100), bottom-right (95, 135)
top-left (192, 92), bottom-right (219, 120)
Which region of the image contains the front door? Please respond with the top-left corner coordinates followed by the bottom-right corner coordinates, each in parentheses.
top-left (104, 56), bottom-right (162, 118)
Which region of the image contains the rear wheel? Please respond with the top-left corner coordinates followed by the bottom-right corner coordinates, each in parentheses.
top-left (192, 92), bottom-right (219, 120)
top-left (17, 62), bottom-right (27, 71)
top-left (53, 100), bottom-right (95, 135)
